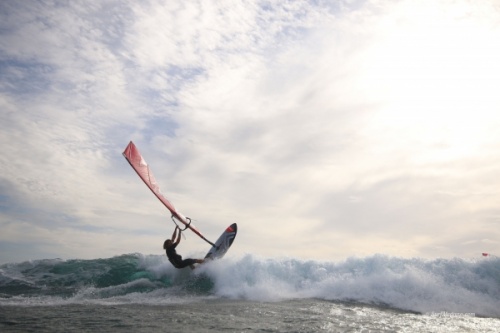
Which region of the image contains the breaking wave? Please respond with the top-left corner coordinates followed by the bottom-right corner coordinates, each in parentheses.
top-left (1, 253), bottom-right (499, 317)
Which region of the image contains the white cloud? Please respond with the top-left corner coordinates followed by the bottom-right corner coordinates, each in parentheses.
top-left (1, 0), bottom-right (500, 264)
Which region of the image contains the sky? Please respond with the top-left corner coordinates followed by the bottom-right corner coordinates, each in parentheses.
top-left (1, 0), bottom-right (500, 264)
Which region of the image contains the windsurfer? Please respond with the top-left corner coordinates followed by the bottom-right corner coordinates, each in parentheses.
top-left (164, 227), bottom-right (204, 269)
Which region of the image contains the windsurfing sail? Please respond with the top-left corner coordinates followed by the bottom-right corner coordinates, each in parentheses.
top-left (123, 141), bottom-right (215, 247)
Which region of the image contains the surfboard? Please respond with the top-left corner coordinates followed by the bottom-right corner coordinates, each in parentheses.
top-left (205, 223), bottom-right (237, 261)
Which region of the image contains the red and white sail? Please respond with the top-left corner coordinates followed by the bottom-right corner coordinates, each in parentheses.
top-left (123, 141), bottom-right (214, 246)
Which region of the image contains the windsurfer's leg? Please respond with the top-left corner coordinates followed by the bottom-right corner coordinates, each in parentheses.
top-left (177, 258), bottom-right (197, 268)
top-left (186, 259), bottom-right (204, 269)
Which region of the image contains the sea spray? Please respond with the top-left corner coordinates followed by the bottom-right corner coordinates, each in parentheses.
top-left (200, 254), bottom-right (500, 317)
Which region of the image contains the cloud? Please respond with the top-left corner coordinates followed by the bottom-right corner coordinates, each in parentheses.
top-left (1, 0), bottom-right (500, 264)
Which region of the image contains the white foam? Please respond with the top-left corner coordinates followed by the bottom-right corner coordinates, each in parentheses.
top-left (200, 254), bottom-right (500, 317)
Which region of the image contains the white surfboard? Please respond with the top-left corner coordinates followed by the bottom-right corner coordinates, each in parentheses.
top-left (204, 223), bottom-right (237, 261)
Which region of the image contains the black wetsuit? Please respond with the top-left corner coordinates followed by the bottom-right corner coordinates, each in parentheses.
top-left (166, 243), bottom-right (197, 269)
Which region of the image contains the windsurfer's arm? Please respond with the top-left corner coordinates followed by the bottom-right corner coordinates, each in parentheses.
top-left (174, 227), bottom-right (181, 245)
top-left (171, 227), bottom-right (178, 240)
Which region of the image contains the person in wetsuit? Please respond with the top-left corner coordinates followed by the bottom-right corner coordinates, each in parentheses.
top-left (163, 226), bottom-right (204, 269)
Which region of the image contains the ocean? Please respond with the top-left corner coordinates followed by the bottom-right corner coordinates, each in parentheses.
top-left (1, 253), bottom-right (499, 332)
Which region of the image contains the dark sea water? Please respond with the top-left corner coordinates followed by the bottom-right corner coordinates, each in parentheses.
top-left (1, 254), bottom-right (499, 332)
